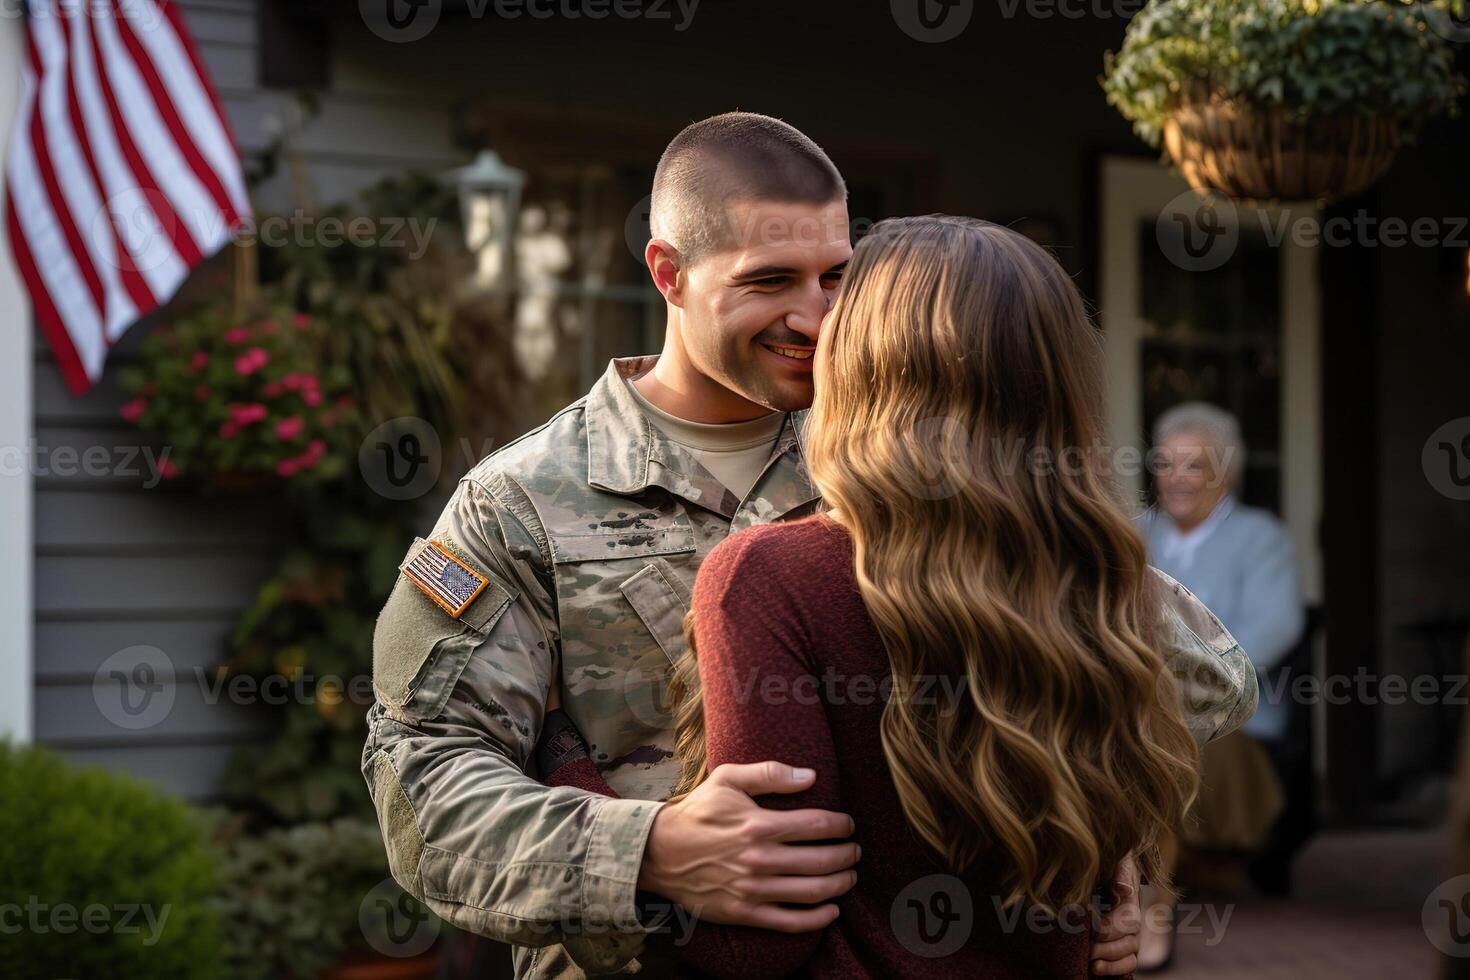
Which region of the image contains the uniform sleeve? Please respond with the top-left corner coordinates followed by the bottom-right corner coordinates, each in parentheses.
top-left (362, 476), bottom-right (663, 971)
top-left (674, 532), bottom-right (837, 979)
top-left (1150, 567), bottom-right (1260, 745)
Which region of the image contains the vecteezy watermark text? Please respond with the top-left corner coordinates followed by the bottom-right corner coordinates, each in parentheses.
top-left (0, 898), bottom-right (170, 946)
top-left (360, 0), bottom-right (698, 43)
top-left (0, 441), bottom-right (172, 487)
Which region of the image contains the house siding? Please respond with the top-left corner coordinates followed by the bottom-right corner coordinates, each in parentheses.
top-left (29, 0), bottom-right (462, 799)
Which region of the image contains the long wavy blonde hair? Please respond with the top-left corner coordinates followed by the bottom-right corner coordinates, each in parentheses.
top-left (670, 215), bottom-right (1199, 911)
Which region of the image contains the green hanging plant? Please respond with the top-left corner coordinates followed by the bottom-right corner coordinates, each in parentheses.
top-left (1102, 0), bottom-right (1467, 200)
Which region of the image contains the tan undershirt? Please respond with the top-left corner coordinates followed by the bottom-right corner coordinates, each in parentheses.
top-left (625, 377), bottom-right (784, 501)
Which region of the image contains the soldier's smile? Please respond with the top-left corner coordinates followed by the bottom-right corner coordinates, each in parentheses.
top-left (758, 341), bottom-right (817, 371)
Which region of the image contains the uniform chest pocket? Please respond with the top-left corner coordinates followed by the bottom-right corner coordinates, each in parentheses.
top-left (550, 516), bottom-right (696, 677)
top-left (619, 559), bottom-right (693, 665)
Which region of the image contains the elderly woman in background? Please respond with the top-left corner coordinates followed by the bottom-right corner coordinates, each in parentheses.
top-left (1133, 402), bottom-right (1307, 971)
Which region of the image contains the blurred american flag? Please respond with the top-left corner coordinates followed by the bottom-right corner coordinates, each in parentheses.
top-left (4, 0), bottom-right (251, 394)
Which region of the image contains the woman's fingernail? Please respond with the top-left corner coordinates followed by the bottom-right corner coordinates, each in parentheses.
top-left (792, 767), bottom-right (814, 782)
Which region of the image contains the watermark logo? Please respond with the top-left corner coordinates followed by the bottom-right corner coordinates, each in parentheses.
top-left (891, 873), bottom-right (973, 957)
top-left (94, 187), bottom-right (180, 276)
top-left (1421, 1), bottom-right (1470, 43)
top-left (1423, 417), bottom-right (1470, 501)
top-left (1424, 874), bottom-right (1470, 957)
top-left (360, 878), bottom-right (441, 958)
top-left (892, 0), bottom-right (974, 42)
top-left (360, 417), bottom-right (442, 501)
top-left (622, 657), bottom-right (678, 728)
top-left (361, 0), bottom-right (444, 43)
top-left (625, 193), bottom-right (653, 266)
top-left (93, 645), bottom-right (175, 730)
top-left (1156, 189), bottom-right (1239, 272)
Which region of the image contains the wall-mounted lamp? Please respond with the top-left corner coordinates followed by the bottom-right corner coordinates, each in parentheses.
top-left (446, 150), bottom-right (526, 291)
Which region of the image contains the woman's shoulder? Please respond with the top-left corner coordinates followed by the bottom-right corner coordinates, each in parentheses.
top-left (718, 512), bottom-right (849, 559)
top-left (698, 515), bottom-right (853, 599)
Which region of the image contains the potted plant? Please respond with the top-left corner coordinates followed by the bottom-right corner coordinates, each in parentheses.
top-left (1103, 0), bottom-right (1466, 202)
top-left (118, 305), bottom-right (359, 493)
top-left (209, 814), bottom-right (447, 980)
top-left (0, 743), bottom-right (226, 979)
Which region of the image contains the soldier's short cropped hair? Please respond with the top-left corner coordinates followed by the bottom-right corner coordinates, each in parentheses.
top-left (649, 112), bottom-right (846, 264)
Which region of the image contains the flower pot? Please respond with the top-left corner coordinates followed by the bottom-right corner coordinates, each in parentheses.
top-left (320, 949), bottom-right (441, 980)
top-left (1162, 100), bottom-right (1403, 204)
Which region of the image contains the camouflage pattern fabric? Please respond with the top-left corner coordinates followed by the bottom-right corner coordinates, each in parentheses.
top-left (362, 355), bottom-right (1257, 978)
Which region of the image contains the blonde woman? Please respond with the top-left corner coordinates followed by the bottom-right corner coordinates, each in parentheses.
top-left (544, 215), bottom-right (1256, 978)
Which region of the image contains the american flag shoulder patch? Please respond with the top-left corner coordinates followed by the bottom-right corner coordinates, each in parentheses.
top-left (402, 539), bottom-right (490, 619)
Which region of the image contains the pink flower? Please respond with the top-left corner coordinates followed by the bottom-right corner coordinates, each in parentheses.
top-left (160, 459), bottom-right (179, 480)
top-left (276, 458), bottom-right (298, 478)
top-left (307, 439), bottom-right (326, 458)
top-left (275, 416), bottom-right (304, 441)
top-left (219, 421), bottom-right (239, 439)
top-left (229, 402), bottom-right (268, 425)
top-left (262, 381), bottom-right (283, 398)
top-left (120, 398), bottom-right (148, 423)
top-left (224, 327), bottom-right (252, 344)
top-left (193, 385), bottom-right (210, 402)
top-left (282, 374), bottom-right (301, 391)
top-left (302, 388), bottom-right (322, 407)
top-left (188, 351), bottom-right (209, 374)
top-left (299, 373), bottom-right (319, 390)
top-left (336, 395), bottom-right (354, 408)
top-left (292, 313), bottom-right (311, 331)
top-left (234, 348), bottom-right (269, 376)
top-left (260, 319), bottom-right (280, 335)
top-left (293, 452), bottom-right (320, 472)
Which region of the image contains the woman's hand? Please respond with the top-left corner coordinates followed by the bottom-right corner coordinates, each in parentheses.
top-left (1090, 854), bottom-right (1141, 976)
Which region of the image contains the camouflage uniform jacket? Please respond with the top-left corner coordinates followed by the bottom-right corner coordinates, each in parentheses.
top-left (362, 355), bottom-right (1259, 979)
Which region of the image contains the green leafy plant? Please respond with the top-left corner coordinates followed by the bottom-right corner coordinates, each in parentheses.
top-left (1103, 0), bottom-right (1467, 146)
top-left (207, 813), bottom-right (444, 980)
top-left (118, 307), bottom-right (360, 488)
top-left (0, 743), bottom-right (225, 980)
top-left (217, 503), bottom-right (411, 823)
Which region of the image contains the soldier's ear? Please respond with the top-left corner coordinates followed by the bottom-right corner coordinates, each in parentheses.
top-left (647, 239), bottom-right (686, 307)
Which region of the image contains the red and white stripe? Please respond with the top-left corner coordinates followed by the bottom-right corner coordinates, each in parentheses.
top-left (4, 0), bottom-right (251, 394)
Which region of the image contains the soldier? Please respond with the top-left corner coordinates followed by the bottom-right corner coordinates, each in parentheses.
top-left (364, 113), bottom-right (1252, 978)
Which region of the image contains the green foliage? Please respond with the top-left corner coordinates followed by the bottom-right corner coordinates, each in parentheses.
top-left (260, 170), bottom-right (488, 441)
top-left (117, 307), bottom-right (360, 488)
top-left (218, 499), bottom-right (412, 823)
top-left (116, 170), bottom-right (522, 826)
top-left (1103, 0), bottom-right (1467, 146)
top-left (0, 743), bottom-right (225, 980)
top-left (207, 812), bottom-right (442, 980)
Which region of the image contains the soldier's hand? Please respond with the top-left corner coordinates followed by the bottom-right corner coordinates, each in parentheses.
top-left (637, 761), bottom-right (859, 933)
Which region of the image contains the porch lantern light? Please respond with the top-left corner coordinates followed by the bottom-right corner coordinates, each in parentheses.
top-left (447, 150), bottom-right (526, 290)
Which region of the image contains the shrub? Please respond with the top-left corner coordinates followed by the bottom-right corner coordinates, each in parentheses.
top-left (0, 743), bottom-right (224, 979)
top-left (208, 814), bottom-right (442, 980)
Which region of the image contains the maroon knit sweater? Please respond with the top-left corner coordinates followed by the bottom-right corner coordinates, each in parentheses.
top-left (546, 515), bottom-right (1100, 979)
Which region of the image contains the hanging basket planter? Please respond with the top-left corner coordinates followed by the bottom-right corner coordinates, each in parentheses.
top-left (1103, 0), bottom-right (1466, 205)
top-left (1162, 100), bottom-right (1403, 203)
